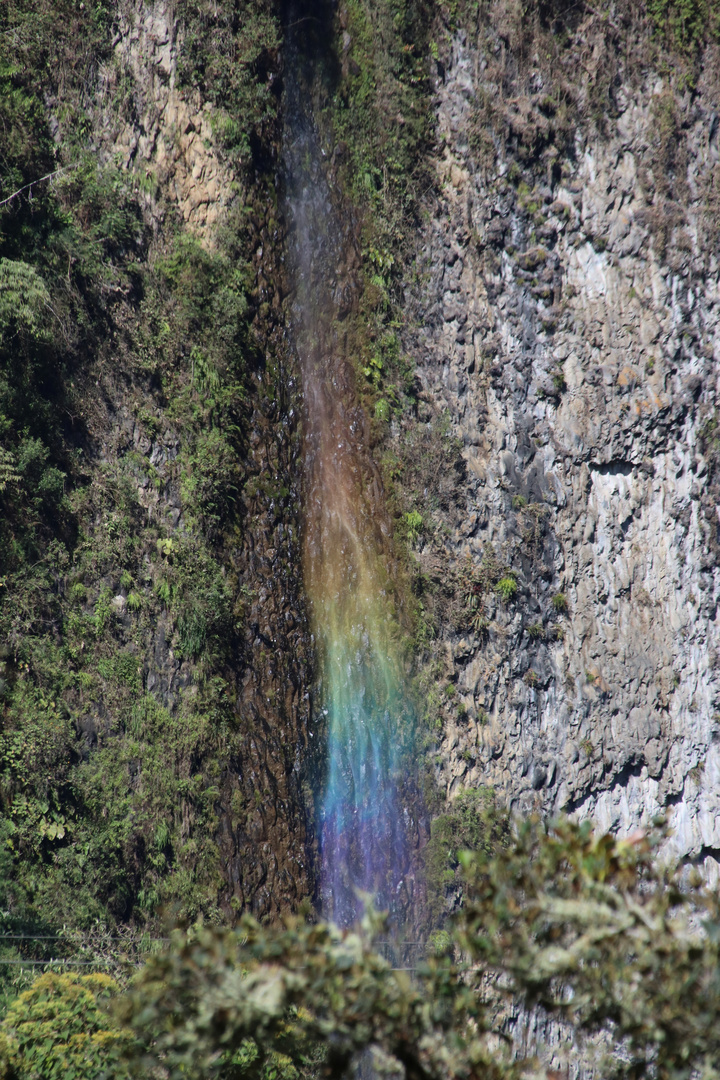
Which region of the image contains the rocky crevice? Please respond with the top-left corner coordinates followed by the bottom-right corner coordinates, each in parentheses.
top-left (94, 0), bottom-right (236, 235)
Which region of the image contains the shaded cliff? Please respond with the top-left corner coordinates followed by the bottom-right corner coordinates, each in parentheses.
top-left (0, 0), bottom-right (314, 931)
top-left (1, 0), bottom-right (719, 952)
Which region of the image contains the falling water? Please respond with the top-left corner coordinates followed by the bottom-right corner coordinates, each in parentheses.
top-left (283, 18), bottom-right (417, 927)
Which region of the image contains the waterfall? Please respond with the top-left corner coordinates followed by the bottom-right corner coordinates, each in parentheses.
top-left (282, 15), bottom-right (418, 928)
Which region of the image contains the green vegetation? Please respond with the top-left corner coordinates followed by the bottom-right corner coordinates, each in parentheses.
top-left (0, 0), bottom-right (290, 961)
top-left (4, 9), bottom-right (719, 1078)
top-left (0, 0), bottom-right (447, 966)
top-left (423, 787), bottom-right (509, 924)
top-left (647, 0), bottom-right (719, 53)
top-left (0, 972), bottom-right (131, 1079)
top-left (403, 509), bottom-right (425, 545)
top-left (2, 819), bottom-right (718, 1080)
top-left (320, 0), bottom-right (433, 427)
top-left (457, 816), bottom-right (720, 1080)
top-left (459, 548), bottom-right (520, 630)
top-left (552, 366), bottom-right (567, 394)
top-left (495, 576), bottom-right (518, 603)
top-left (0, 214), bottom-right (252, 927)
top-left (176, 0), bottom-right (280, 164)
top-left (326, 0), bottom-right (432, 216)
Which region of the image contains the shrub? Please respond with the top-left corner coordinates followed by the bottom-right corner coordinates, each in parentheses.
top-left (176, 0), bottom-right (281, 165)
top-left (428, 928), bottom-right (452, 955)
top-left (647, 0), bottom-right (718, 52)
top-left (495, 577), bottom-right (517, 603)
top-left (0, 260), bottom-right (51, 344)
top-left (402, 510), bottom-right (424, 545)
top-left (423, 788), bottom-right (509, 925)
top-left (115, 819), bottom-right (720, 1080)
top-left (0, 972), bottom-right (132, 1079)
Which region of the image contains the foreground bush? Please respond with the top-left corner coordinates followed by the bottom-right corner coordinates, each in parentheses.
top-left (0, 972), bottom-right (131, 1079)
top-left (3, 819), bottom-right (720, 1080)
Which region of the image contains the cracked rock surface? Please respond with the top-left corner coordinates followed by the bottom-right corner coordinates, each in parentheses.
top-left (407, 28), bottom-right (720, 878)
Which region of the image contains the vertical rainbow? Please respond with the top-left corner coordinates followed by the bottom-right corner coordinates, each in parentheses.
top-left (283, 36), bottom-right (415, 927)
top-left (302, 372), bottom-right (414, 925)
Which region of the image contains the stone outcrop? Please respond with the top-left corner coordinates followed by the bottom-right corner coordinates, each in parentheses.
top-left (407, 22), bottom-right (720, 879)
top-left (97, 0), bottom-right (235, 235)
top-left (32, 0), bottom-right (720, 921)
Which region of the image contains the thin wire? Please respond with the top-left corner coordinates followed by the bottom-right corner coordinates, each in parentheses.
top-left (0, 165), bottom-right (78, 209)
top-left (0, 935), bottom-right (61, 940)
top-left (0, 934), bottom-right (169, 942)
top-left (0, 959), bottom-right (117, 967)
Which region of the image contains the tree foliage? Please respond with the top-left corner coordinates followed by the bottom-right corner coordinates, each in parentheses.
top-left (460, 817), bottom-right (720, 1080)
top-left (176, 0), bottom-right (281, 163)
top-left (66, 819), bottom-right (720, 1080)
top-left (117, 913), bottom-right (511, 1080)
top-left (1, 819), bottom-right (720, 1080)
top-left (0, 0), bottom-right (265, 951)
top-left (0, 972), bottom-right (132, 1079)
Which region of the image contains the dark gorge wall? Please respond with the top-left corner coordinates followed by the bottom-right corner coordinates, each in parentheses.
top-left (1, 0), bottom-right (719, 948)
top-left (0, 0), bottom-right (315, 931)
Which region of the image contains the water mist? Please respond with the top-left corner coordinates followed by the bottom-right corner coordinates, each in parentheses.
top-left (282, 17), bottom-right (419, 928)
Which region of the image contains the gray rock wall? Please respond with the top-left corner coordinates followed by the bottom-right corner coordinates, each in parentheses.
top-left (408, 25), bottom-right (720, 877)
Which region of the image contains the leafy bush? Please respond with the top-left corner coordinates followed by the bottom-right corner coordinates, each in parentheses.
top-left (117, 914), bottom-right (493, 1080)
top-left (402, 509), bottom-right (424, 545)
top-left (108, 818), bottom-right (720, 1080)
top-left (176, 0), bottom-right (280, 165)
top-left (0, 260), bottom-right (51, 343)
top-left (459, 817), bottom-right (720, 1080)
top-left (180, 428), bottom-right (242, 534)
top-left (647, 0), bottom-right (719, 52)
top-left (423, 787), bottom-right (509, 924)
top-left (5, 820), bottom-right (720, 1080)
top-left (495, 576), bottom-right (518, 602)
top-left (0, 972), bottom-right (132, 1079)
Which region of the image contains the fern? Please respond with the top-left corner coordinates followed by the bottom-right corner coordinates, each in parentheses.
top-left (0, 448), bottom-right (20, 493)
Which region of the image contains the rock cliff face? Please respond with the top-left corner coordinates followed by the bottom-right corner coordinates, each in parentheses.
top-left (4, 0), bottom-right (719, 936)
top-left (406, 11), bottom-right (720, 877)
top-left (97, 3), bottom-right (235, 234)
top-left (74, 1), bottom-right (720, 907)
top-left (94, 1), bottom-right (315, 917)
